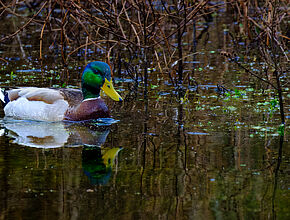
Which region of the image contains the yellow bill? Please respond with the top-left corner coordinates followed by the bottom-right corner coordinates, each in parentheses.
top-left (101, 78), bottom-right (123, 101)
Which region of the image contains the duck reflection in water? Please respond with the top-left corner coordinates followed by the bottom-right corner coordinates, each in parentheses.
top-left (82, 146), bottom-right (122, 185)
top-left (1, 119), bottom-right (122, 185)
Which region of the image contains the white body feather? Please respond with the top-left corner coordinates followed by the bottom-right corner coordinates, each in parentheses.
top-left (4, 88), bottom-right (69, 121)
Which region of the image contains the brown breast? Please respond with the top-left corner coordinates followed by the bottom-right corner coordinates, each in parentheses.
top-left (64, 98), bottom-right (110, 121)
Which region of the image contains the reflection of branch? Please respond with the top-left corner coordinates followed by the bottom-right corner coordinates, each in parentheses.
top-left (221, 52), bottom-right (277, 90)
top-left (272, 135), bottom-right (284, 219)
top-left (0, 1), bottom-right (48, 42)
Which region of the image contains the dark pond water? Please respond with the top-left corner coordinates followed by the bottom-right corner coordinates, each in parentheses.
top-left (0, 4), bottom-right (289, 220)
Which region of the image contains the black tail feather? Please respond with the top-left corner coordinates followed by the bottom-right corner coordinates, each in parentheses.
top-left (0, 89), bottom-right (10, 107)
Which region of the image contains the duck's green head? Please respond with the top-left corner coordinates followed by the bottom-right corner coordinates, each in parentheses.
top-left (81, 61), bottom-right (122, 101)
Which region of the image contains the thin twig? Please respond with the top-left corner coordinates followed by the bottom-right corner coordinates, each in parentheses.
top-left (0, 1), bottom-right (48, 42)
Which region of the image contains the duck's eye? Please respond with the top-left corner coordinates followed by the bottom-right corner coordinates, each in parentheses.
top-left (107, 85), bottom-right (111, 88)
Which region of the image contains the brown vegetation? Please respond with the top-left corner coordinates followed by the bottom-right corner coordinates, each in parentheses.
top-left (0, 0), bottom-right (288, 124)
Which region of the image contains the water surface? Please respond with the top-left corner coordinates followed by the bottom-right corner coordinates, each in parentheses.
top-left (0, 3), bottom-right (289, 219)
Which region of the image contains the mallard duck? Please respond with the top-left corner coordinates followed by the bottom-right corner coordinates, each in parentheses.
top-left (0, 61), bottom-right (123, 121)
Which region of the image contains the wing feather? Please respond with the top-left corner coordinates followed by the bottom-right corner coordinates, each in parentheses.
top-left (7, 88), bottom-right (64, 104)
top-left (56, 88), bottom-right (83, 107)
